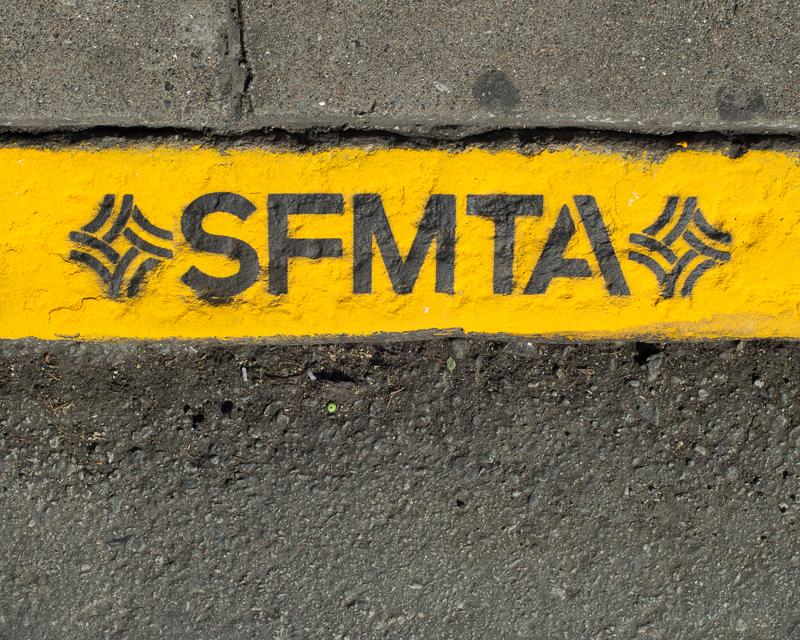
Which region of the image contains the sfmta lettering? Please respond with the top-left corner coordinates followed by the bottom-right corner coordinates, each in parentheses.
top-left (177, 192), bottom-right (630, 300)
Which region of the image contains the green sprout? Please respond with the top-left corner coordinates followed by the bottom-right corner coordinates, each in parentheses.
top-left (326, 401), bottom-right (338, 414)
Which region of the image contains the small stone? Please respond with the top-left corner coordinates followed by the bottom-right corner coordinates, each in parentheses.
top-left (646, 353), bottom-right (664, 381)
top-left (753, 378), bottom-right (765, 388)
top-left (503, 341), bottom-right (539, 358)
top-left (451, 339), bottom-right (470, 360)
top-left (697, 388), bottom-right (709, 400)
top-left (262, 402), bottom-right (279, 418)
top-left (275, 412), bottom-right (290, 428)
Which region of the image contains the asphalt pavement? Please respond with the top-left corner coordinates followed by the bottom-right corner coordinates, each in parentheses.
top-left (1, 340), bottom-right (799, 638)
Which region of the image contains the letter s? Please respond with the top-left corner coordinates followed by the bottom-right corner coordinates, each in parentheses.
top-left (180, 192), bottom-right (259, 300)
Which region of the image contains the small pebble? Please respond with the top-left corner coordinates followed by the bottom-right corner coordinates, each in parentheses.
top-left (451, 339), bottom-right (470, 360)
top-left (646, 353), bottom-right (664, 380)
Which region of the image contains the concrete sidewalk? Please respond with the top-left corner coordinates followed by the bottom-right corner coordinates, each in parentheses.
top-left (0, 0), bottom-right (797, 134)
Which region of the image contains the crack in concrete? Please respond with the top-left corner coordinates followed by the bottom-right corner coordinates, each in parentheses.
top-left (226, 0), bottom-right (254, 121)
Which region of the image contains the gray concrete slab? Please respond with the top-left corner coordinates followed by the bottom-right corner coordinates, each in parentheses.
top-left (0, 0), bottom-right (242, 130)
top-left (1, 340), bottom-right (798, 638)
top-left (242, 0), bottom-right (800, 135)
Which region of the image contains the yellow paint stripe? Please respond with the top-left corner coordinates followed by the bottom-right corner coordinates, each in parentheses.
top-left (0, 145), bottom-right (798, 340)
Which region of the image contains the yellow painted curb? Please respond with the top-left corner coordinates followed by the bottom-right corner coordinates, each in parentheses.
top-left (0, 145), bottom-right (798, 340)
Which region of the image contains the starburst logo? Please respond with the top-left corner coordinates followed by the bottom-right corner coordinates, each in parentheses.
top-left (68, 194), bottom-right (173, 298)
top-left (628, 196), bottom-right (731, 298)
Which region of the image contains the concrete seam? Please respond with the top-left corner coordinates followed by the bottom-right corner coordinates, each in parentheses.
top-left (0, 118), bottom-right (798, 141)
top-left (0, 125), bottom-right (795, 155)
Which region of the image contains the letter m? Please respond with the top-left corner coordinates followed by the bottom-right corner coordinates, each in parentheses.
top-left (353, 194), bottom-right (456, 294)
